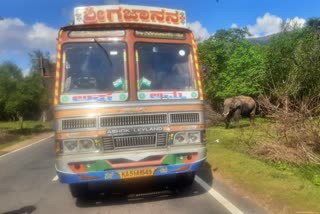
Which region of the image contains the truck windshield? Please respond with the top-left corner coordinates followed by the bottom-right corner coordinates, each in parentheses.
top-left (135, 43), bottom-right (197, 92)
top-left (61, 42), bottom-right (127, 95)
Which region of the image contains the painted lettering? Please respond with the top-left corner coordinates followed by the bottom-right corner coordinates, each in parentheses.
top-left (150, 10), bottom-right (165, 23)
top-left (107, 8), bottom-right (122, 22)
top-left (133, 127), bottom-right (163, 132)
top-left (76, 6), bottom-right (185, 27)
top-left (72, 94), bottom-right (113, 102)
top-left (165, 11), bottom-right (180, 24)
top-left (136, 10), bottom-right (150, 22)
top-left (97, 10), bottom-right (106, 23)
top-left (108, 129), bottom-right (130, 134)
top-left (83, 7), bottom-right (97, 24)
top-left (123, 9), bottom-right (139, 21)
top-left (149, 91), bottom-right (187, 99)
top-left (107, 127), bottom-right (163, 134)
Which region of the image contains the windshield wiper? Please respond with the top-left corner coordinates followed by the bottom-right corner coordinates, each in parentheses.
top-left (93, 38), bottom-right (113, 66)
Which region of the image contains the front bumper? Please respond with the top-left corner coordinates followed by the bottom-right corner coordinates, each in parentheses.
top-left (56, 146), bottom-right (206, 184)
top-left (57, 158), bottom-right (205, 183)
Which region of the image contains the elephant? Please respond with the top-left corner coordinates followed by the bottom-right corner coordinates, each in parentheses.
top-left (222, 95), bottom-right (256, 129)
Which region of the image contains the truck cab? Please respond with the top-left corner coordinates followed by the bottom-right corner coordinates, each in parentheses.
top-left (53, 5), bottom-right (206, 198)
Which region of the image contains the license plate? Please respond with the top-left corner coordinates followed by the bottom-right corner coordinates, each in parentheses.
top-left (118, 168), bottom-right (156, 179)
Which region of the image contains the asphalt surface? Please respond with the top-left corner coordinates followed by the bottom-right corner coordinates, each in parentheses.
top-left (0, 137), bottom-right (267, 214)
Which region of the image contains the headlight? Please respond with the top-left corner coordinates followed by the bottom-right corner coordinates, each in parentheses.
top-left (173, 131), bottom-right (202, 145)
top-left (62, 138), bottom-right (99, 154)
top-left (188, 132), bottom-right (201, 144)
top-left (174, 132), bottom-right (187, 144)
top-left (63, 139), bottom-right (78, 153)
top-left (79, 139), bottom-right (96, 152)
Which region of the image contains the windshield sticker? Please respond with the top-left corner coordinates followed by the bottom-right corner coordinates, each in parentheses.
top-left (138, 91), bottom-right (198, 100)
top-left (119, 93), bottom-right (127, 101)
top-left (139, 77), bottom-right (152, 88)
top-left (113, 78), bottom-right (123, 88)
top-left (60, 93), bottom-right (128, 103)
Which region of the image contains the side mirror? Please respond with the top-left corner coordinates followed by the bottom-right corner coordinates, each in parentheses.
top-left (39, 56), bottom-right (51, 78)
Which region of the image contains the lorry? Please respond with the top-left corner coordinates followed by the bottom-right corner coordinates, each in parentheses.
top-left (51, 4), bottom-right (206, 198)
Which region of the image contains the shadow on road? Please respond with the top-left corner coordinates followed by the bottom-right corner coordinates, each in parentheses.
top-left (197, 161), bottom-right (214, 185)
top-left (76, 162), bottom-right (214, 208)
top-left (2, 205), bottom-right (36, 214)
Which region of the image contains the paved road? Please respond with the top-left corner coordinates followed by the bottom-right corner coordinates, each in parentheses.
top-left (0, 137), bottom-right (267, 214)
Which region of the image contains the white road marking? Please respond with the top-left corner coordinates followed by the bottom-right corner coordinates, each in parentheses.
top-left (0, 134), bottom-right (54, 159)
top-left (52, 175), bottom-right (59, 181)
top-left (195, 175), bottom-right (244, 214)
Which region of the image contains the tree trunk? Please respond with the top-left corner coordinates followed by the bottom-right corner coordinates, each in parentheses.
top-left (19, 116), bottom-right (24, 129)
top-left (41, 110), bottom-right (47, 122)
top-left (284, 96), bottom-right (289, 114)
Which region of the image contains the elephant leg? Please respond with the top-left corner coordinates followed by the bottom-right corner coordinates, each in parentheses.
top-left (233, 109), bottom-right (241, 128)
top-left (225, 117), bottom-right (231, 129)
top-left (225, 113), bottom-right (234, 129)
top-left (249, 116), bottom-right (254, 126)
top-left (234, 118), bottom-right (239, 128)
top-left (249, 112), bottom-right (255, 126)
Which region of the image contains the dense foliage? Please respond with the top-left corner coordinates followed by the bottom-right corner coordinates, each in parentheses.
top-left (198, 18), bottom-right (320, 109)
top-left (0, 51), bottom-right (55, 127)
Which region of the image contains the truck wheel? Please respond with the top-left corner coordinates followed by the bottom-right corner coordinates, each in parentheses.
top-left (176, 172), bottom-right (195, 187)
top-left (69, 183), bottom-right (88, 199)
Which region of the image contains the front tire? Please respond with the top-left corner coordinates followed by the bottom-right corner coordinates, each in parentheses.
top-left (69, 183), bottom-right (88, 199)
top-left (176, 172), bottom-right (195, 187)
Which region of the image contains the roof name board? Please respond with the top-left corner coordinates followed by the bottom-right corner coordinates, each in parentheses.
top-left (74, 5), bottom-right (187, 28)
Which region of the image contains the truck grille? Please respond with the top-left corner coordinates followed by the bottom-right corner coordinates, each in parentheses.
top-left (61, 118), bottom-right (96, 130)
top-left (102, 133), bottom-right (167, 151)
top-left (100, 114), bottom-right (167, 127)
top-left (114, 135), bottom-right (156, 148)
top-left (170, 113), bottom-right (200, 124)
top-left (60, 112), bottom-right (200, 131)
top-left (156, 133), bottom-right (167, 147)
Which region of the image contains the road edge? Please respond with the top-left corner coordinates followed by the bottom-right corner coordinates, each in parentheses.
top-left (0, 132), bottom-right (54, 158)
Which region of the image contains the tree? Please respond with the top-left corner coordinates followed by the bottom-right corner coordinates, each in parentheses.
top-left (0, 62), bottom-right (23, 120)
top-left (0, 52), bottom-right (55, 125)
top-left (216, 41), bottom-right (266, 98)
top-left (292, 25), bottom-right (320, 99)
top-left (28, 50), bottom-right (55, 121)
top-left (198, 40), bottom-right (226, 102)
top-left (5, 73), bottom-right (45, 128)
top-left (198, 19), bottom-right (320, 114)
top-left (263, 29), bottom-right (306, 102)
top-left (198, 27), bottom-right (254, 104)
top-left (29, 50), bottom-right (55, 75)
top-left (210, 27), bottom-right (251, 42)
top-left (264, 21), bottom-right (320, 107)
top-left (306, 18), bottom-right (320, 32)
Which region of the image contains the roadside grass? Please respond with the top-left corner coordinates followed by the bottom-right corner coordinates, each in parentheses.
top-left (206, 118), bottom-right (320, 213)
top-left (0, 121), bottom-right (53, 150)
